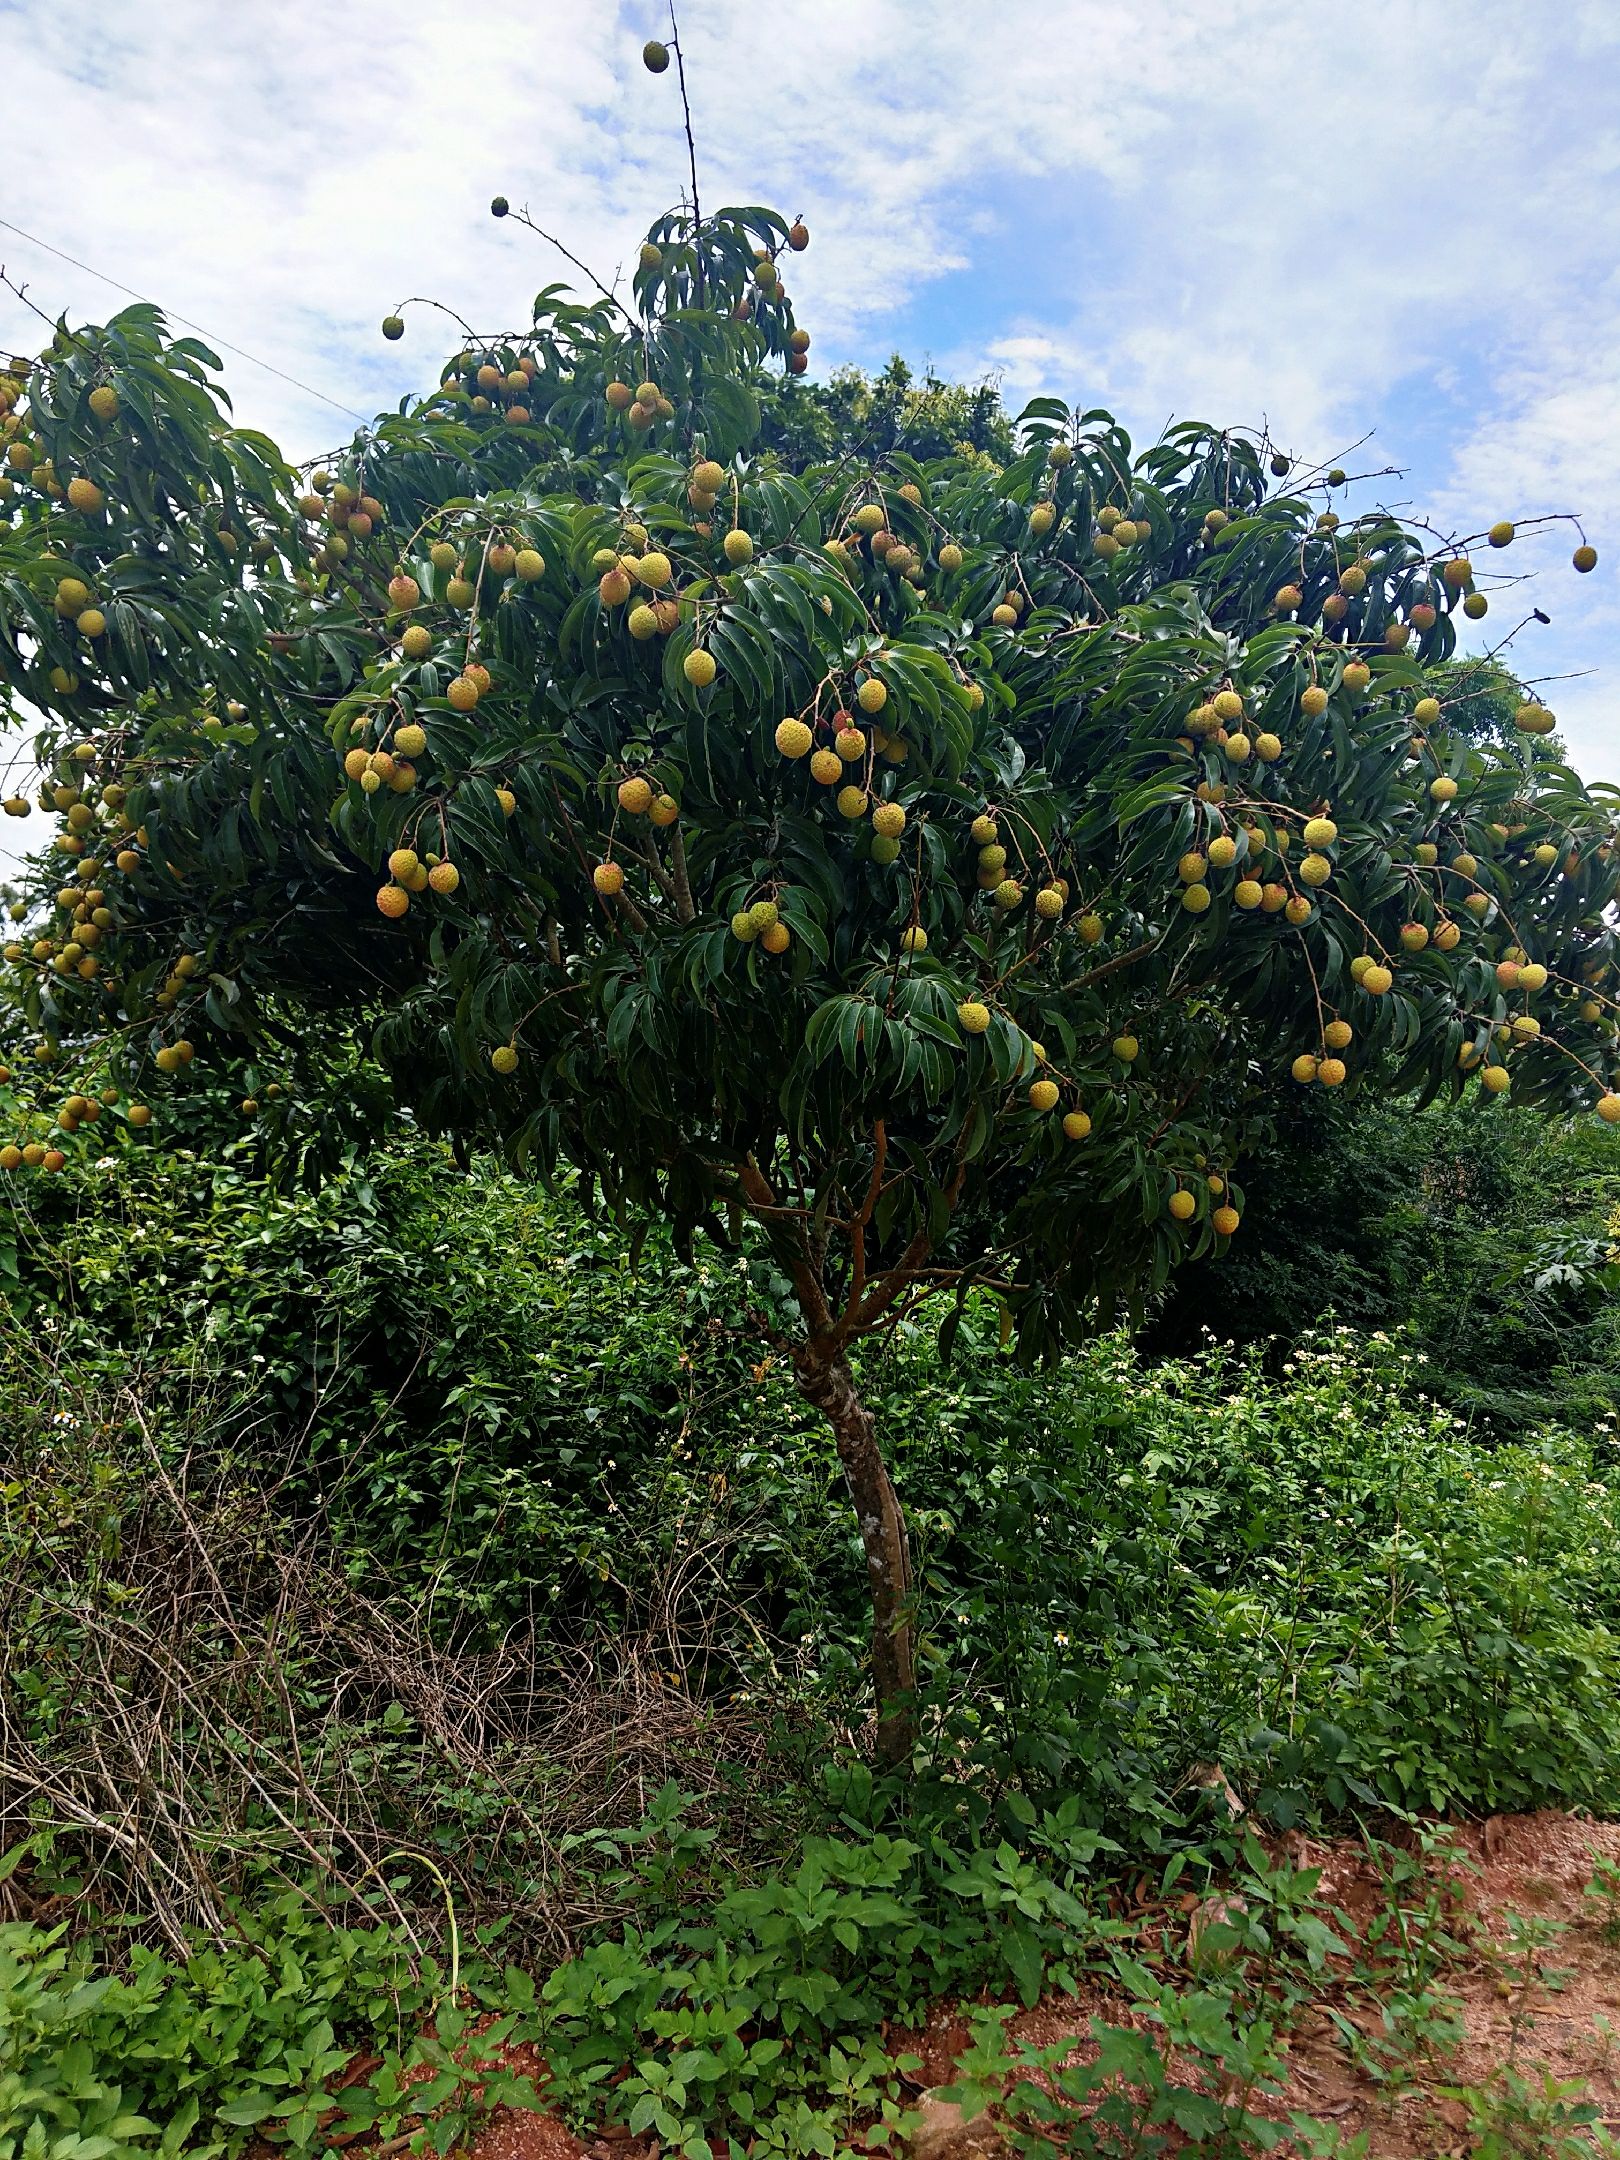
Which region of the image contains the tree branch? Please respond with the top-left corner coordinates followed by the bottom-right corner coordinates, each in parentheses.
top-left (738, 1155), bottom-right (832, 1334)
top-left (638, 834), bottom-right (677, 903)
top-left (667, 4), bottom-right (705, 309)
top-left (836, 1139), bottom-right (969, 1347)
top-left (506, 209), bottom-right (626, 314)
top-left (668, 820), bottom-right (696, 922)
top-left (1069, 938), bottom-right (1159, 994)
top-left (1148, 1072), bottom-right (1207, 1145)
top-left (839, 1119), bottom-right (888, 1331)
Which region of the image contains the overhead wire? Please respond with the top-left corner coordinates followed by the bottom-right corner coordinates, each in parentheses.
top-left (0, 216), bottom-right (369, 421)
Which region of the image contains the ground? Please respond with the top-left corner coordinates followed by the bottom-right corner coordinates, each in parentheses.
top-left (1270, 1811), bottom-right (1620, 2155)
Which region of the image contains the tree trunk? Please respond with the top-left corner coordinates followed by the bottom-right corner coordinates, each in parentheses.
top-left (793, 1341), bottom-right (917, 1765)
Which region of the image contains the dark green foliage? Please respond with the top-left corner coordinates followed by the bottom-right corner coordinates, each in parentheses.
top-left (1146, 1095), bottom-right (1620, 1433)
top-left (9, 1130), bottom-right (1620, 2155)
top-left (4, 248), bottom-right (1617, 1375)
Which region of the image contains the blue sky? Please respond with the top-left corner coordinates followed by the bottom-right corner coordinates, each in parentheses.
top-left (1, 0), bottom-right (1617, 864)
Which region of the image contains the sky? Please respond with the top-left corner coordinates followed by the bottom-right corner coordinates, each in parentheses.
top-left (1, 0), bottom-right (1617, 878)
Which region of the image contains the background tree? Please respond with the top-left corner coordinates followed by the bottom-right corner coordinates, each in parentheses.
top-left (1144, 1088), bottom-right (1620, 1432)
top-left (1, 181), bottom-right (1616, 1758)
top-left (759, 355), bottom-right (1016, 468)
top-left (1420, 654), bottom-right (1558, 748)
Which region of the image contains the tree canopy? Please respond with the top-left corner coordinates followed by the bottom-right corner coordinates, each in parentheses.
top-left (2, 187), bottom-right (1615, 1751)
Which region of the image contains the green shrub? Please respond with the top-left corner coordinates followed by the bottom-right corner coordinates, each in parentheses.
top-left (10, 1143), bottom-right (1620, 2155)
top-left (3, 1138), bottom-right (842, 1642)
top-left (0, 1895), bottom-right (540, 2160)
top-left (882, 1327), bottom-right (1620, 1822)
top-left (0, 1824), bottom-right (1360, 2160)
top-left (11, 1137), bottom-right (1620, 1890)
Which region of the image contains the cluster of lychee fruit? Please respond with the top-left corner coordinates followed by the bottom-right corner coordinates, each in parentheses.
top-left (824, 491), bottom-right (968, 598)
top-left (375, 846), bottom-right (461, 918)
top-left (589, 525), bottom-right (695, 653)
top-left (1166, 1176), bottom-right (1242, 1236)
top-left (772, 697), bottom-right (909, 849)
top-left (1, 368), bottom-right (117, 515)
top-left (0, 1081), bottom-right (153, 1174)
top-left (728, 898), bottom-right (792, 954)
top-left (292, 467), bottom-right (391, 582)
top-left (432, 349), bottom-right (545, 429)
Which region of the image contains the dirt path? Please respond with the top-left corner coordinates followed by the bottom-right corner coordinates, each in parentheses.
top-left (1270, 1812), bottom-right (1620, 2155)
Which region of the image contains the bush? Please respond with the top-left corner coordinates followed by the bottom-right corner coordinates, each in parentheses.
top-left (1, 1825), bottom-right (1344, 2160)
top-left (880, 1327), bottom-right (1620, 1822)
top-left (0, 1345), bottom-right (810, 1957)
top-left (0, 1899), bottom-right (541, 2160)
top-left (10, 1137), bottom-right (1620, 2156)
top-left (2, 1135), bottom-right (845, 1642)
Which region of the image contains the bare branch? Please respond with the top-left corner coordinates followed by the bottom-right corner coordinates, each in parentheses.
top-left (839, 1120), bottom-right (888, 1330)
top-left (667, 5), bottom-right (705, 308)
top-left (738, 1154), bottom-right (832, 1333)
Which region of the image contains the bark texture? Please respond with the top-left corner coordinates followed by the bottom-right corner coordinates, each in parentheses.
top-left (793, 1342), bottom-right (916, 1764)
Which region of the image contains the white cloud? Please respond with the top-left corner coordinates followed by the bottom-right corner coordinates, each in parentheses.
top-left (1429, 313), bottom-right (1620, 786)
top-left (0, 0), bottom-right (1616, 835)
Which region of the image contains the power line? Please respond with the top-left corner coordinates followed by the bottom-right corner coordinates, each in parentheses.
top-left (0, 216), bottom-right (369, 421)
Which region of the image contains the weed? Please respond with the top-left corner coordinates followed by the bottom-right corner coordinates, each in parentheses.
top-left (1327, 1824), bottom-right (1471, 2094)
top-left (1433, 2066), bottom-right (1620, 2158)
top-left (1585, 1856), bottom-right (1620, 1947)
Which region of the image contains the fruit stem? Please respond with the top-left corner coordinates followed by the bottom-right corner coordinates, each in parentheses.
top-left (388, 294), bottom-right (481, 345)
top-left (504, 208), bottom-right (627, 316)
top-left (666, 4), bottom-right (705, 309)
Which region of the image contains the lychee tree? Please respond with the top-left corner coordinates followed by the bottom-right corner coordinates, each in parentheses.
top-left (2, 202), bottom-right (1617, 1761)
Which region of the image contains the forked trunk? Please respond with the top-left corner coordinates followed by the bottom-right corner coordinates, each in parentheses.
top-left (793, 1342), bottom-right (916, 1764)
